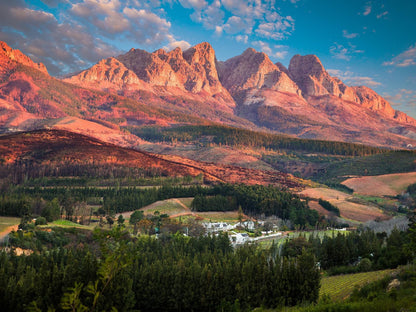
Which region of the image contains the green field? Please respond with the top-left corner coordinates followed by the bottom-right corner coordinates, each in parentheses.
top-left (49, 219), bottom-right (98, 229)
top-left (0, 217), bottom-right (20, 232)
top-left (259, 229), bottom-right (350, 248)
top-left (320, 269), bottom-right (395, 301)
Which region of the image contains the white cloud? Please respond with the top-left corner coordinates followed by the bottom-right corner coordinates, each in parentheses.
top-left (383, 44), bottom-right (416, 67)
top-left (255, 15), bottom-right (295, 40)
top-left (252, 40), bottom-right (272, 55)
top-left (223, 16), bottom-right (247, 34)
top-left (179, 0), bottom-right (295, 42)
top-left (190, 0), bottom-right (224, 29)
top-left (274, 51), bottom-right (287, 59)
top-left (163, 39), bottom-right (191, 51)
top-left (214, 25), bottom-right (223, 36)
top-left (274, 44), bottom-right (289, 59)
top-left (178, 0), bottom-right (207, 10)
top-left (235, 35), bottom-right (248, 43)
top-left (0, 0), bottom-right (184, 75)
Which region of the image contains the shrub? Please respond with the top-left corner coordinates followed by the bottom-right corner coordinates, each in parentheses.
top-left (35, 217), bottom-right (47, 226)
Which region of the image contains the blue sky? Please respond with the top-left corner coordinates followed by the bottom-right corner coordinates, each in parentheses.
top-left (0, 0), bottom-right (415, 117)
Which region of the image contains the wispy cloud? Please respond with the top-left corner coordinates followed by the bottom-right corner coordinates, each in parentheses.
top-left (383, 89), bottom-right (416, 107)
top-left (377, 11), bottom-right (388, 19)
top-left (327, 69), bottom-right (381, 87)
top-left (362, 3), bottom-right (372, 16)
top-left (342, 30), bottom-right (358, 39)
top-left (383, 44), bottom-right (416, 67)
top-left (329, 44), bottom-right (349, 61)
top-left (330, 43), bottom-right (364, 61)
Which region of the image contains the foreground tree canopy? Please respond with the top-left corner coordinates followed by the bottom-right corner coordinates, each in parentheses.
top-left (1, 228), bottom-right (320, 311)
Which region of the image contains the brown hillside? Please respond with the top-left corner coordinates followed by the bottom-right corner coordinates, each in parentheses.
top-left (0, 129), bottom-right (300, 188)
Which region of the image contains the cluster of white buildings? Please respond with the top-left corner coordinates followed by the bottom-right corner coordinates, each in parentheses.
top-left (201, 221), bottom-right (282, 245)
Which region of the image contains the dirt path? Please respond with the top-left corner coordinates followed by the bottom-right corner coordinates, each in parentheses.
top-left (0, 225), bottom-right (18, 242)
top-left (172, 198), bottom-right (190, 210)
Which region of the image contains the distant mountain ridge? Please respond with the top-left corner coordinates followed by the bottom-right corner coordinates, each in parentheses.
top-left (1, 40), bottom-right (416, 148)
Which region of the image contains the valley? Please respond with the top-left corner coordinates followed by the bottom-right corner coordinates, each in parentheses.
top-left (1, 39), bottom-right (416, 312)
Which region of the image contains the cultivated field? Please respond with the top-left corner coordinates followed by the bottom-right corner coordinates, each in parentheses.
top-left (320, 269), bottom-right (395, 301)
top-left (0, 217), bottom-right (20, 241)
top-left (117, 197), bottom-right (245, 223)
top-left (300, 187), bottom-right (386, 222)
top-left (342, 172), bottom-right (416, 196)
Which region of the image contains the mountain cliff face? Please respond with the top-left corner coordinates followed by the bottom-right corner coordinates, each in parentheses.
top-left (287, 54), bottom-right (404, 121)
top-left (115, 42), bottom-right (232, 99)
top-left (2, 40), bottom-right (416, 148)
top-left (288, 54), bottom-right (356, 102)
top-left (218, 48), bottom-right (301, 100)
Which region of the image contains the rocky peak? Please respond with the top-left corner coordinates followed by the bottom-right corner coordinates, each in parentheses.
top-left (0, 41), bottom-right (48, 74)
top-left (116, 42), bottom-right (230, 96)
top-left (289, 54), bottom-right (325, 81)
top-left (219, 47), bottom-right (301, 97)
top-left (183, 42), bottom-right (215, 65)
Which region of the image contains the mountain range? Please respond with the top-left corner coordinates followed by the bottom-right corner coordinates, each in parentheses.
top-left (1, 40), bottom-right (416, 149)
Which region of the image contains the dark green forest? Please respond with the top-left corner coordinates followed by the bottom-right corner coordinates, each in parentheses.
top-left (2, 214), bottom-right (416, 311)
top-left (282, 228), bottom-right (412, 274)
top-left (129, 124), bottom-right (387, 156)
top-left (1, 228), bottom-right (320, 311)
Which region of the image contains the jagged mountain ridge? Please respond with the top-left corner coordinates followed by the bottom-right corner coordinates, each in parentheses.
top-left (67, 42), bottom-right (413, 126)
top-left (1, 40), bottom-right (416, 148)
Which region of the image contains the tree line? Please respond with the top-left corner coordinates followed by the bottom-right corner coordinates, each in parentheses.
top-left (4, 184), bottom-right (319, 228)
top-left (133, 124), bottom-right (388, 156)
top-left (282, 227), bottom-right (412, 274)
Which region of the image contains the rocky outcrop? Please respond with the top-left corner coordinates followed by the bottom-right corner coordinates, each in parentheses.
top-left (0, 41), bottom-right (48, 74)
top-left (394, 110), bottom-right (416, 125)
top-left (64, 57), bottom-right (148, 90)
top-left (288, 54), bottom-right (356, 102)
top-left (218, 48), bottom-right (301, 97)
top-left (352, 86), bottom-right (395, 118)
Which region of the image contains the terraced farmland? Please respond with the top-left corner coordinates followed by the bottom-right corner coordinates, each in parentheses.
top-left (320, 269), bottom-right (395, 301)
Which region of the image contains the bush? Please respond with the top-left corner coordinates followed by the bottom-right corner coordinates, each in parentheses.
top-left (359, 258), bottom-right (372, 272)
top-left (35, 217), bottom-right (47, 226)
